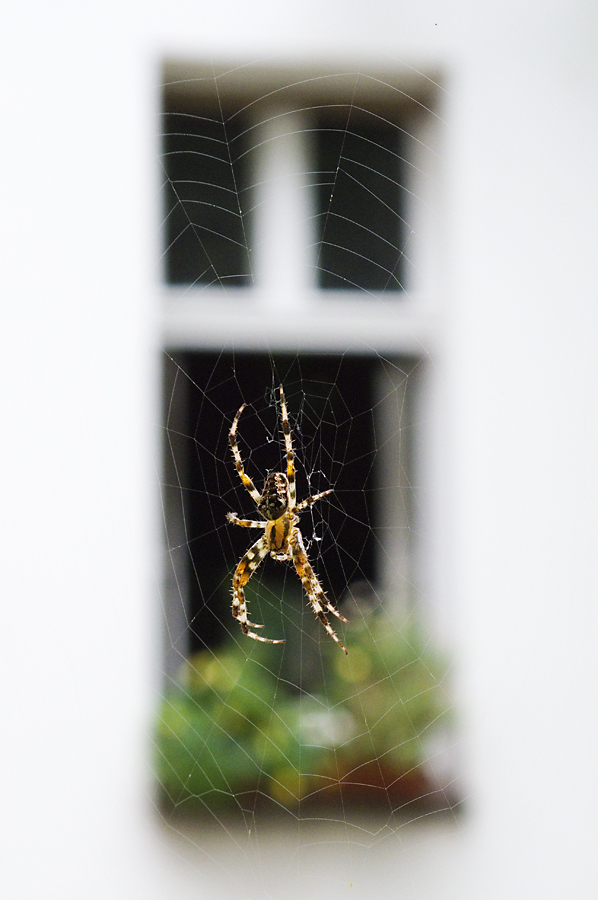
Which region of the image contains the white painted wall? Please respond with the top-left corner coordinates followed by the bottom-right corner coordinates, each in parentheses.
top-left (2, 1), bottom-right (598, 897)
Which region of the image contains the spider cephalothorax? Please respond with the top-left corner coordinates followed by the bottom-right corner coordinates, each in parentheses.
top-left (226, 386), bottom-right (348, 654)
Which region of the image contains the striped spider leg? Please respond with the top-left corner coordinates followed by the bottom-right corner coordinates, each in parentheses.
top-left (226, 386), bottom-right (348, 653)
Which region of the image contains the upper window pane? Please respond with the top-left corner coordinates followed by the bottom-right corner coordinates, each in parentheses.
top-left (315, 119), bottom-right (406, 292)
top-left (162, 111), bottom-right (250, 286)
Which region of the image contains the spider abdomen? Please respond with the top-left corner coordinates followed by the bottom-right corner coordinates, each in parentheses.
top-left (258, 472), bottom-right (289, 520)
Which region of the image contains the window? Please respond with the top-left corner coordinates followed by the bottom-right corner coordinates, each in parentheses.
top-left (157, 62), bottom-right (452, 819)
top-left (162, 106), bottom-right (408, 292)
top-left (160, 61), bottom-right (443, 666)
top-left (315, 117), bottom-right (407, 290)
top-left (163, 111), bottom-right (250, 286)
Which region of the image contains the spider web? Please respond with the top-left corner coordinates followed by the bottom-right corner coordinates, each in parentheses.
top-left (6, 9), bottom-right (598, 899)
top-left (154, 58), bottom-right (462, 897)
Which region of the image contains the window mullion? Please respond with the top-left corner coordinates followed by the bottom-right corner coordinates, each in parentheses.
top-left (250, 110), bottom-right (316, 309)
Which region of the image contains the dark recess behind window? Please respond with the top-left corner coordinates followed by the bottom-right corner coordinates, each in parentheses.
top-left (162, 106), bottom-right (407, 293)
top-left (162, 111), bottom-right (250, 286)
top-left (166, 353), bottom-right (376, 652)
top-left (315, 120), bottom-right (406, 291)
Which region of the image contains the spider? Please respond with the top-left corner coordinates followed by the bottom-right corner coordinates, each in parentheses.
top-left (226, 386), bottom-right (348, 654)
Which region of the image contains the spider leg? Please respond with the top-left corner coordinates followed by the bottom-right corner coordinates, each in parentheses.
top-left (227, 512), bottom-right (267, 529)
top-left (279, 386), bottom-right (296, 508)
top-left (295, 489), bottom-right (333, 512)
top-left (290, 527), bottom-right (348, 654)
top-left (229, 403), bottom-right (262, 505)
top-left (231, 534), bottom-right (285, 644)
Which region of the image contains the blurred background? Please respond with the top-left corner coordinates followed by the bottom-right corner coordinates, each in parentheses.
top-left (2, 1), bottom-right (598, 897)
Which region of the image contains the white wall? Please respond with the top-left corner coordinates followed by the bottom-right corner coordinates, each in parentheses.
top-left (2, 2), bottom-right (598, 897)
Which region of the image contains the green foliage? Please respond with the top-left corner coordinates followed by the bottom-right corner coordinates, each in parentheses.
top-left (155, 586), bottom-right (449, 813)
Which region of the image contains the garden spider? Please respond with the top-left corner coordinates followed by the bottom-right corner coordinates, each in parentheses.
top-left (226, 386), bottom-right (348, 654)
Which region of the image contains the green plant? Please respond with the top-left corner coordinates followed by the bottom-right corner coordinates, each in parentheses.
top-left (155, 585), bottom-right (450, 813)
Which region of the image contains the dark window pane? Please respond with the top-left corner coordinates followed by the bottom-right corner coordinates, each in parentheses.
top-left (162, 112), bottom-right (250, 286)
top-left (163, 352), bottom-right (377, 653)
top-left (315, 121), bottom-right (406, 291)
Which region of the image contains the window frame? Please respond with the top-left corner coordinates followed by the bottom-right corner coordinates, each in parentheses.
top-left (159, 59), bottom-right (445, 671)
